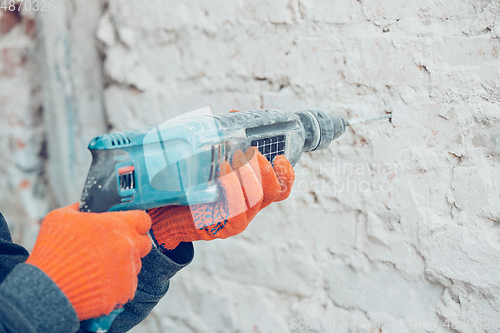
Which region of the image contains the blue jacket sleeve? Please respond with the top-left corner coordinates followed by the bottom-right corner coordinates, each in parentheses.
top-left (0, 213), bottom-right (29, 284)
top-left (103, 242), bottom-right (194, 333)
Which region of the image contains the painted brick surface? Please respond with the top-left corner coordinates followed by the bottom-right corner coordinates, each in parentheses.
top-left (97, 1), bottom-right (499, 332)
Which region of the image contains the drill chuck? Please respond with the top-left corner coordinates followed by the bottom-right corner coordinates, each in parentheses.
top-left (295, 110), bottom-right (346, 152)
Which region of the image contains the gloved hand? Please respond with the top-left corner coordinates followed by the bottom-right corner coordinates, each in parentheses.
top-left (25, 203), bottom-right (152, 321)
top-left (148, 147), bottom-right (295, 250)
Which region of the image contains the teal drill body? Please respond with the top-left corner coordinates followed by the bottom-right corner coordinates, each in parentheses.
top-left (80, 109), bottom-right (346, 214)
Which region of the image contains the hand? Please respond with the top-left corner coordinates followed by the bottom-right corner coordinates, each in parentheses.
top-left (148, 147), bottom-right (295, 250)
top-left (25, 203), bottom-right (152, 320)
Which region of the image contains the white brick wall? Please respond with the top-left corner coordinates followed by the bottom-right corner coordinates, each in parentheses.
top-left (101, 1), bottom-right (499, 332)
top-left (2, 0), bottom-right (500, 332)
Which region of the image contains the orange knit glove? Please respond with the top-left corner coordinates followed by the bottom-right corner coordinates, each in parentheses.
top-left (25, 203), bottom-right (152, 321)
top-left (148, 147), bottom-right (295, 250)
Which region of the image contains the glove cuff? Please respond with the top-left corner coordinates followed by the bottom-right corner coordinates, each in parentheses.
top-left (148, 206), bottom-right (197, 250)
top-left (148, 202), bottom-right (230, 250)
top-left (0, 263), bottom-right (80, 332)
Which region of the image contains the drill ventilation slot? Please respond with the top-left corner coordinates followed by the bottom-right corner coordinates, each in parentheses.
top-left (118, 166), bottom-right (135, 190)
top-left (109, 133), bottom-right (131, 146)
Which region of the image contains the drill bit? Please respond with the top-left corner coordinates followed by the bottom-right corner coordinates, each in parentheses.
top-left (346, 113), bottom-right (392, 126)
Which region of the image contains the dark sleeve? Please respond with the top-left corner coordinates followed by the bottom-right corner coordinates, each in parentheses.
top-left (77, 242), bottom-right (194, 333)
top-left (0, 213), bottom-right (30, 284)
top-left (0, 214), bottom-right (80, 333)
